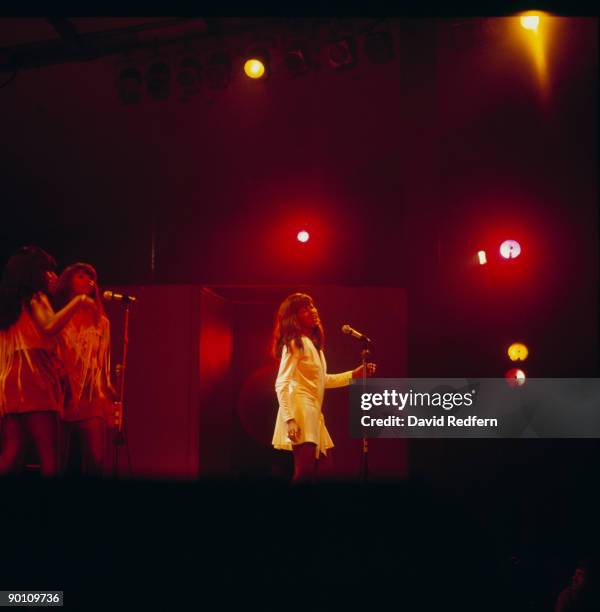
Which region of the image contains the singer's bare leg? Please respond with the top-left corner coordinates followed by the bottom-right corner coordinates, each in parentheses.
top-left (292, 442), bottom-right (318, 483)
top-left (24, 411), bottom-right (60, 478)
top-left (78, 417), bottom-right (106, 477)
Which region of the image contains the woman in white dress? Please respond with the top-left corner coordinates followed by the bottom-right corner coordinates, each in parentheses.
top-left (271, 293), bottom-right (376, 482)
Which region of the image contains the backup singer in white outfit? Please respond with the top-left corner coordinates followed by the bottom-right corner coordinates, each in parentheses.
top-left (271, 293), bottom-right (376, 482)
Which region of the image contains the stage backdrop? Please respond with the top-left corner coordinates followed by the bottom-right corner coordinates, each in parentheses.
top-left (104, 285), bottom-right (408, 480)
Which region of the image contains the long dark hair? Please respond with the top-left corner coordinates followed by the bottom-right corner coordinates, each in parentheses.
top-left (271, 292), bottom-right (324, 358)
top-left (0, 245), bottom-right (57, 330)
top-left (53, 262), bottom-right (106, 321)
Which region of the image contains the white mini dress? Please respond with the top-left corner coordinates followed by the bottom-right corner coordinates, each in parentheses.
top-left (272, 335), bottom-right (353, 458)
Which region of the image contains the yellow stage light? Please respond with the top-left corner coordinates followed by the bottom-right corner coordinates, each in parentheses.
top-left (520, 15), bottom-right (540, 32)
top-left (244, 58), bottom-right (266, 79)
top-left (508, 342), bottom-right (529, 362)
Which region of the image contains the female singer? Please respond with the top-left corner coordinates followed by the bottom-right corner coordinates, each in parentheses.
top-left (0, 246), bottom-right (93, 477)
top-left (53, 263), bottom-right (115, 476)
top-left (271, 292), bottom-right (376, 482)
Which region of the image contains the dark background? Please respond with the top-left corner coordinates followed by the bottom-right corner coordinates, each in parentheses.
top-left (1, 17), bottom-right (597, 379)
top-left (0, 16), bottom-right (598, 610)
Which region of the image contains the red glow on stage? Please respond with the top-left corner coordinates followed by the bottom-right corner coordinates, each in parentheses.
top-left (238, 364), bottom-right (280, 445)
top-left (198, 296), bottom-right (233, 382)
top-left (264, 191), bottom-right (337, 279)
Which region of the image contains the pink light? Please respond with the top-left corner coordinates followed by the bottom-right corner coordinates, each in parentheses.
top-left (500, 240), bottom-right (522, 259)
top-left (297, 230), bottom-right (310, 243)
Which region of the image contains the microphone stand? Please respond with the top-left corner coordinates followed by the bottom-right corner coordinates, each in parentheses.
top-left (112, 300), bottom-right (133, 478)
top-left (360, 338), bottom-right (371, 483)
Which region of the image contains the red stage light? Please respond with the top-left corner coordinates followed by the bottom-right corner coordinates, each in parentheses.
top-left (505, 368), bottom-right (527, 387)
top-left (284, 42), bottom-right (311, 76)
top-left (297, 230), bottom-right (310, 243)
top-left (477, 250), bottom-right (487, 265)
top-left (326, 38), bottom-right (357, 70)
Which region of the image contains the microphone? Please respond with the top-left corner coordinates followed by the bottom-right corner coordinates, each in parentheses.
top-left (103, 290), bottom-right (137, 303)
top-left (341, 324), bottom-right (371, 343)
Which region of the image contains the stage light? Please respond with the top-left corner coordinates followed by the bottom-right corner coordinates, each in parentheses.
top-left (508, 342), bottom-right (529, 362)
top-left (116, 67), bottom-right (142, 104)
top-left (297, 230), bottom-right (310, 243)
top-left (207, 52), bottom-right (231, 90)
top-left (505, 368), bottom-right (527, 387)
top-left (243, 48), bottom-right (270, 80)
top-left (326, 37), bottom-right (357, 70)
top-left (244, 58), bottom-right (265, 79)
top-left (518, 11), bottom-right (550, 100)
top-left (284, 42), bottom-right (311, 76)
top-left (477, 250), bottom-right (487, 265)
top-left (500, 239), bottom-right (521, 260)
top-left (520, 14), bottom-right (540, 32)
top-left (364, 31), bottom-right (395, 64)
top-left (145, 61), bottom-right (171, 100)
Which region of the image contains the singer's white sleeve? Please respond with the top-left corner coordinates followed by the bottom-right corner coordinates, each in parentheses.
top-left (275, 344), bottom-right (300, 422)
top-left (324, 370), bottom-right (354, 389)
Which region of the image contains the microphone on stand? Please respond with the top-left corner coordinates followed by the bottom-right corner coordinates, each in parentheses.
top-left (341, 324), bottom-right (371, 343)
top-left (343, 323), bottom-right (373, 481)
top-left (103, 290), bottom-right (138, 303)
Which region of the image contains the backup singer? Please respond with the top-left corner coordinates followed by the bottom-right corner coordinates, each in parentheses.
top-left (54, 263), bottom-right (115, 476)
top-left (0, 246), bottom-right (93, 477)
top-left (271, 293), bottom-right (376, 482)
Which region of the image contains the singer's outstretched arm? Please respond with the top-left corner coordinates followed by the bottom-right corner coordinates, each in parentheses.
top-left (30, 292), bottom-right (91, 335)
top-left (324, 370), bottom-right (354, 389)
top-left (324, 361), bottom-right (377, 388)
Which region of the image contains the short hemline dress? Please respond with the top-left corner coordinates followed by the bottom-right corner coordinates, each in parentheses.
top-left (272, 335), bottom-right (353, 459)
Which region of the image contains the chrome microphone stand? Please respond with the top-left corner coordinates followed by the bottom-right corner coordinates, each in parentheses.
top-left (360, 338), bottom-right (371, 482)
top-left (112, 299), bottom-right (133, 478)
